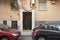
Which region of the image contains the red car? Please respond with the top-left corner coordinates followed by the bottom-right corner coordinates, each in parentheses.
top-left (0, 24), bottom-right (21, 40)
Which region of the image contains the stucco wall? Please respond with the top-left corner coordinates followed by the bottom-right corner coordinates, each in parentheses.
top-left (0, 0), bottom-right (60, 21)
top-left (0, 0), bottom-right (19, 20)
top-left (20, 0), bottom-right (31, 9)
top-left (35, 0), bottom-right (60, 21)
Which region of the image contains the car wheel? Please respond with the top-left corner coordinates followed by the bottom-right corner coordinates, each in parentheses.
top-left (38, 37), bottom-right (46, 40)
top-left (0, 37), bottom-right (9, 40)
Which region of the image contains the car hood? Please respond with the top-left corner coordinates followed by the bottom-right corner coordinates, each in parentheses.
top-left (1, 29), bottom-right (21, 34)
top-left (8, 29), bottom-right (21, 34)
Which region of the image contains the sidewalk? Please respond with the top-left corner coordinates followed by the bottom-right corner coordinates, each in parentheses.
top-left (20, 30), bottom-right (32, 40)
top-left (21, 30), bottom-right (32, 35)
top-left (21, 35), bottom-right (32, 40)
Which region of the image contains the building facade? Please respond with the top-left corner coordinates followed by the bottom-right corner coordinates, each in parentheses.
top-left (0, 0), bottom-right (60, 31)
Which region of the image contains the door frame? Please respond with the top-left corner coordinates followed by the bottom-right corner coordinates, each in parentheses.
top-left (23, 12), bottom-right (32, 30)
top-left (20, 9), bottom-right (35, 31)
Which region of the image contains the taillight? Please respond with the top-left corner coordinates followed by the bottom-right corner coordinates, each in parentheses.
top-left (34, 30), bottom-right (40, 35)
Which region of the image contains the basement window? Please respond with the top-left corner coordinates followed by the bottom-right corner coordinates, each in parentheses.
top-left (11, 21), bottom-right (18, 29)
top-left (3, 21), bottom-right (7, 25)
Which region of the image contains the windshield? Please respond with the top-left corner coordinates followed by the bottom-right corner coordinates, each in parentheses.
top-left (0, 24), bottom-right (10, 30)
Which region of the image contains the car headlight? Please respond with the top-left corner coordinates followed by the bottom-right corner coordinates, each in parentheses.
top-left (12, 34), bottom-right (18, 36)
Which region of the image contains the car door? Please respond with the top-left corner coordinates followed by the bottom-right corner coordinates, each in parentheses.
top-left (46, 26), bottom-right (60, 40)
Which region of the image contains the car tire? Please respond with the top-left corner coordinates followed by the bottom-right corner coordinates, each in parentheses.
top-left (38, 37), bottom-right (46, 40)
top-left (0, 37), bottom-right (9, 40)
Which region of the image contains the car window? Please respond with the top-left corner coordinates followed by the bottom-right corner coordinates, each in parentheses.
top-left (37, 24), bottom-right (47, 29)
top-left (47, 25), bottom-right (59, 30)
top-left (37, 24), bottom-right (59, 30)
top-left (56, 25), bottom-right (60, 30)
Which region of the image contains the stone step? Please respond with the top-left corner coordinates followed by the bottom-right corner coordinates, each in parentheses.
top-left (21, 30), bottom-right (32, 35)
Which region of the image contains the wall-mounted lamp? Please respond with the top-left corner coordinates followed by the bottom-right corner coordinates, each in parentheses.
top-left (31, 0), bottom-right (35, 5)
top-left (30, 0), bottom-right (35, 8)
top-left (17, 0), bottom-right (21, 7)
top-left (50, 0), bottom-right (57, 4)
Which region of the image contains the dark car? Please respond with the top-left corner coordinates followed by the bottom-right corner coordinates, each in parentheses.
top-left (0, 24), bottom-right (21, 40)
top-left (32, 24), bottom-right (60, 40)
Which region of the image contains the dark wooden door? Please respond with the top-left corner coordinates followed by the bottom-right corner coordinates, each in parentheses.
top-left (23, 12), bottom-right (32, 30)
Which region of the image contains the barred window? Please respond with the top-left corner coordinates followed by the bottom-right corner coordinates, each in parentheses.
top-left (10, 0), bottom-right (18, 10)
top-left (39, 0), bottom-right (46, 10)
top-left (3, 21), bottom-right (7, 25)
top-left (11, 21), bottom-right (17, 29)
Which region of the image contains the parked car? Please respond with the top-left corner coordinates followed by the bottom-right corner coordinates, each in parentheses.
top-left (32, 24), bottom-right (60, 40)
top-left (0, 24), bottom-right (21, 40)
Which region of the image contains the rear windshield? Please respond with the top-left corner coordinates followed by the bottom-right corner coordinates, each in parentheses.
top-left (37, 24), bottom-right (60, 30)
top-left (0, 24), bottom-right (10, 30)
